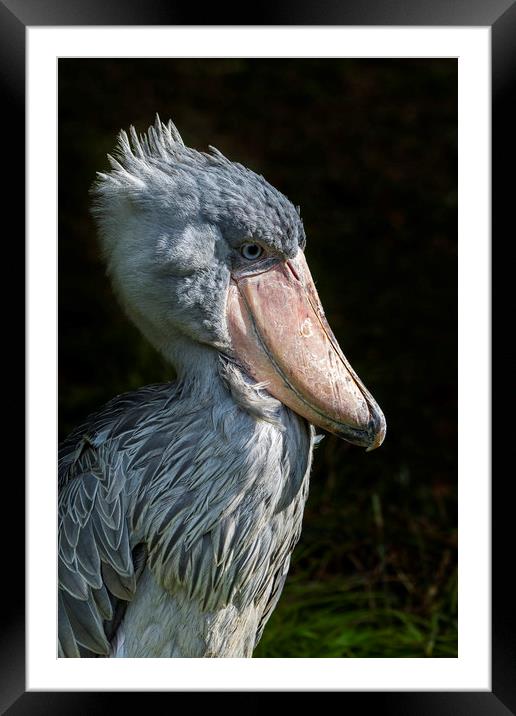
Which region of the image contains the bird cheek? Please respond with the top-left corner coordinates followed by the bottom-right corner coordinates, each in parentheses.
top-left (155, 225), bottom-right (216, 275)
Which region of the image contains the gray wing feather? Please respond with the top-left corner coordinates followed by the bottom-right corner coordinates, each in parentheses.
top-left (58, 592), bottom-right (81, 658)
top-left (58, 444), bottom-right (137, 657)
top-left (92, 583), bottom-right (114, 621)
top-left (60, 589), bottom-right (110, 655)
top-left (254, 556), bottom-right (291, 648)
top-left (58, 385), bottom-right (170, 657)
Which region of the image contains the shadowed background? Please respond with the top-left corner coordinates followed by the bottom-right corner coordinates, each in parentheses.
top-left (58, 58), bottom-right (457, 657)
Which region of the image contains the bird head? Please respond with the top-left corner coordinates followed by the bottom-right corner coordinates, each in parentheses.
top-left (91, 116), bottom-right (385, 450)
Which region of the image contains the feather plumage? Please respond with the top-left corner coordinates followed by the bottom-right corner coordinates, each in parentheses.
top-left (59, 118), bottom-right (317, 657)
top-left (59, 375), bottom-right (313, 657)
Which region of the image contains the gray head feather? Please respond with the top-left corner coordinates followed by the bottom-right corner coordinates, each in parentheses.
top-left (90, 115), bottom-right (305, 388)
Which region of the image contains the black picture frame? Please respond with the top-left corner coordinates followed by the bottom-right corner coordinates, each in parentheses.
top-left (5, 0), bottom-right (511, 711)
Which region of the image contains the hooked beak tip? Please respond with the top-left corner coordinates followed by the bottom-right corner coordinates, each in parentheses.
top-left (365, 408), bottom-right (387, 452)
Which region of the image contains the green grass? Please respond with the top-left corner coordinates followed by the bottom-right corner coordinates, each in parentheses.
top-left (255, 572), bottom-right (457, 658)
top-left (255, 460), bottom-right (458, 658)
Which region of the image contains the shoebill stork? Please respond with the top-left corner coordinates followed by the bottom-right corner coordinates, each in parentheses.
top-left (58, 116), bottom-right (386, 658)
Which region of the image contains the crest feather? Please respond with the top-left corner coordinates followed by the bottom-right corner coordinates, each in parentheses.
top-left (92, 115), bottom-right (234, 198)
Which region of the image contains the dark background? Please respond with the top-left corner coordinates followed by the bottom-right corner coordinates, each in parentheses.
top-left (58, 58), bottom-right (457, 657)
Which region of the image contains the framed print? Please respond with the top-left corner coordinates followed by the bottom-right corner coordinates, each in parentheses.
top-left (4, 0), bottom-right (512, 710)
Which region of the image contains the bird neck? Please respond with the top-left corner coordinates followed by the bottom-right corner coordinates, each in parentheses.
top-left (154, 332), bottom-right (285, 428)
top-left (167, 340), bottom-right (224, 397)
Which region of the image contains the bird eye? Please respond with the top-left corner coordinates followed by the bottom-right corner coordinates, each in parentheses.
top-left (241, 243), bottom-right (263, 261)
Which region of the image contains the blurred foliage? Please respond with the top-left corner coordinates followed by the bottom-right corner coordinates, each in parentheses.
top-left (59, 59), bottom-right (457, 657)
